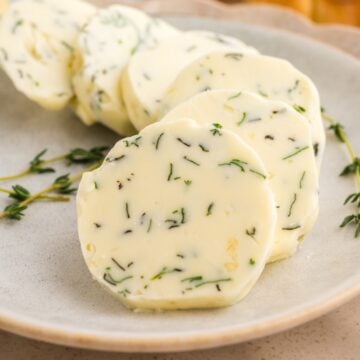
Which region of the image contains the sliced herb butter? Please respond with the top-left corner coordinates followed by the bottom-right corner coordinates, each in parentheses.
top-left (162, 90), bottom-right (319, 262)
top-left (77, 118), bottom-right (276, 310)
top-left (122, 31), bottom-right (258, 131)
top-left (72, 5), bottom-right (179, 136)
top-left (159, 51), bottom-right (325, 169)
top-left (0, 0), bottom-right (96, 110)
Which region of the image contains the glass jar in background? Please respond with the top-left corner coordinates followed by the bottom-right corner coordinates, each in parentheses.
top-left (314, 0), bottom-right (359, 26)
top-left (220, 0), bottom-right (360, 26)
top-left (246, 0), bottom-right (313, 17)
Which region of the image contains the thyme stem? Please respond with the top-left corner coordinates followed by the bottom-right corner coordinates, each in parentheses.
top-left (0, 187), bottom-right (69, 201)
top-left (322, 112), bottom-right (360, 191)
top-left (0, 169), bottom-right (32, 182)
top-left (322, 110), bottom-right (360, 237)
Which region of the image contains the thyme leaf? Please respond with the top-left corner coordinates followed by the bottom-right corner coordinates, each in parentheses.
top-left (9, 185), bottom-right (30, 201)
top-left (340, 214), bottom-right (360, 238)
top-left (344, 193), bottom-right (360, 207)
top-left (2, 203), bottom-right (27, 220)
top-left (53, 174), bottom-right (77, 194)
top-left (340, 158), bottom-right (360, 177)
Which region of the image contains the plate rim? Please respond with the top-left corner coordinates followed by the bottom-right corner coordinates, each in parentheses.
top-left (0, 282), bottom-right (359, 352)
top-left (1, 19), bottom-right (360, 352)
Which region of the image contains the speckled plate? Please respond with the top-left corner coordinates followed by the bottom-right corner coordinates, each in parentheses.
top-left (0, 17), bottom-right (359, 352)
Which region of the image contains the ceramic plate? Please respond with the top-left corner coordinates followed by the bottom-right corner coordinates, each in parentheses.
top-left (0, 17), bottom-right (360, 352)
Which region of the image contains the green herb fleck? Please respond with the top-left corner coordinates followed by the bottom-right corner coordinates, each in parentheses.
top-left (147, 218), bottom-right (153, 233)
top-left (167, 163), bottom-right (173, 181)
top-left (124, 136), bottom-right (141, 148)
top-left (194, 278), bottom-right (232, 288)
top-left (199, 144), bottom-right (209, 152)
top-left (60, 40), bottom-right (74, 52)
top-left (227, 92), bottom-right (242, 101)
top-left (258, 89), bottom-right (268, 98)
top-left (237, 112), bottom-right (247, 126)
top-left (12, 19), bottom-right (24, 34)
top-left (246, 227), bottom-right (256, 239)
top-left (288, 193), bottom-right (297, 217)
top-left (183, 156), bottom-right (200, 166)
top-left (181, 276), bottom-right (203, 283)
top-left (177, 137), bottom-right (191, 147)
top-left (125, 202), bottom-right (130, 219)
top-left (103, 273), bottom-right (133, 286)
top-left (299, 171), bottom-right (306, 189)
top-left (111, 258), bottom-right (125, 271)
top-left (206, 202), bottom-right (214, 216)
top-left (249, 169), bottom-right (267, 179)
top-left (155, 132), bottom-right (164, 150)
top-left (293, 104), bottom-right (306, 113)
top-left (249, 258), bottom-right (256, 265)
top-left (219, 159), bottom-right (248, 172)
top-left (106, 155), bottom-right (126, 163)
top-left (282, 225), bottom-right (301, 231)
top-left (210, 123), bottom-right (223, 136)
top-left (288, 79), bottom-right (300, 93)
top-left (119, 288), bottom-right (131, 297)
top-left (225, 53), bottom-right (243, 61)
top-left (282, 146), bottom-right (309, 160)
top-left (165, 207), bottom-right (186, 229)
top-left (151, 267), bottom-right (183, 280)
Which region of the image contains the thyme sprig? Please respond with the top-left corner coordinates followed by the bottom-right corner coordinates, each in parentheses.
top-left (322, 109), bottom-right (360, 237)
top-left (0, 161), bottom-right (102, 220)
top-left (0, 146), bottom-right (108, 182)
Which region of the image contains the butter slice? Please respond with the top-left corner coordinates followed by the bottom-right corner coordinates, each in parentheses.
top-left (72, 5), bottom-right (179, 136)
top-left (77, 118), bottom-right (276, 310)
top-left (162, 90), bottom-right (319, 262)
top-left (159, 52), bottom-right (325, 169)
top-left (122, 31), bottom-right (259, 131)
top-left (0, 0), bottom-right (96, 110)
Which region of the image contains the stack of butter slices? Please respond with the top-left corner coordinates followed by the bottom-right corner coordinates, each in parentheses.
top-left (0, 0), bottom-right (323, 311)
top-left (0, 0), bottom-right (96, 109)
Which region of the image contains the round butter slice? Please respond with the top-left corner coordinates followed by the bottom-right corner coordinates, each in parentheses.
top-left (162, 90), bottom-right (319, 262)
top-left (121, 31), bottom-right (259, 131)
top-left (0, 0), bottom-right (96, 110)
top-left (159, 52), bottom-right (325, 169)
top-left (72, 5), bottom-right (179, 136)
top-left (77, 118), bottom-right (276, 310)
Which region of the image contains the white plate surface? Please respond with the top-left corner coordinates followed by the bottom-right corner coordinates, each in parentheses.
top-left (0, 17), bottom-right (360, 352)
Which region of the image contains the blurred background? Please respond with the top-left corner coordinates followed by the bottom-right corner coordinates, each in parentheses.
top-left (220, 0), bottom-right (360, 26)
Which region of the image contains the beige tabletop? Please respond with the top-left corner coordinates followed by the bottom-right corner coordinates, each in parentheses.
top-left (1, 1), bottom-right (360, 359)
